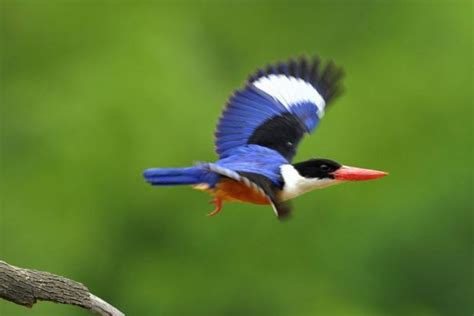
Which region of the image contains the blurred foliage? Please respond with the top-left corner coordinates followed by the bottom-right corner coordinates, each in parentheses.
top-left (0, 1), bottom-right (472, 316)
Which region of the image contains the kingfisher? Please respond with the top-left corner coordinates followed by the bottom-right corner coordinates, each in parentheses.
top-left (144, 55), bottom-right (387, 219)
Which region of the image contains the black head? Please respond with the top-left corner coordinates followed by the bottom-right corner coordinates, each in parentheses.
top-left (292, 158), bottom-right (342, 179)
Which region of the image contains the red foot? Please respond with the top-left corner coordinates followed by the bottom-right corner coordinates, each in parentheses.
top-left (207, 198), bottom-right (223, 217)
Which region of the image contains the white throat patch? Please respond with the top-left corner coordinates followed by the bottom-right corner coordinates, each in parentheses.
top-left (279, 164), bottom-right (340, 201)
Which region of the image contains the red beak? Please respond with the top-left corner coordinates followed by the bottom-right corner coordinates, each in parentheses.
top-left (332, 166), bottom-right (388, 181)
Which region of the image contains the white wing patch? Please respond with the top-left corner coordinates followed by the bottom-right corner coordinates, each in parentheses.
top-left (269, 202), bottom-right (280, 217)
top-left (253, 74), bottom-right (326, 117)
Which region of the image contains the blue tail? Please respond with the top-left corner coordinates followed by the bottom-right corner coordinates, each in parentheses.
top-left (143, 166), bottom-right (209, 186)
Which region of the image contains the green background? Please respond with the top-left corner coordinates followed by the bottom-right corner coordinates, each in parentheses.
top-left (1, 1), bottom-right (472, 316)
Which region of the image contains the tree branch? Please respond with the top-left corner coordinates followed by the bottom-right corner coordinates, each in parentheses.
top-left (0, 260), bottom-right (124, 316)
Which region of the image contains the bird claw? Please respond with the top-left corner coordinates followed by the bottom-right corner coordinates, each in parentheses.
top-left (207, 198), bottom-right (223, 217)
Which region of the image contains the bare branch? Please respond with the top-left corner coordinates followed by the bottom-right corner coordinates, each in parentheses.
top-left (0, 260), bottom-right (124, 316)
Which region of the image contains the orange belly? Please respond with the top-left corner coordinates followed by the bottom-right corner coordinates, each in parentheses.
top-left (195, 178), bottom-right (270, 205)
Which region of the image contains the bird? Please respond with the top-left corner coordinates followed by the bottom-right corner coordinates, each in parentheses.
top-left (143, 55), bottom-right (388, 219)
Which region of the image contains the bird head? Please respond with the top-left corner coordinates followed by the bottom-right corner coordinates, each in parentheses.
top-left (280, 158), bottom-right (388, 200)
top-left (294, 158), bottom-right (388, 181)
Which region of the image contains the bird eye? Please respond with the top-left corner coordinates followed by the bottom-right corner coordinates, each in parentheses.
top-left (320, 164), bottom-right (330, 172)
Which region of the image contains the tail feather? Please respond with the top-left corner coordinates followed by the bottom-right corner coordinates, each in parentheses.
top-left (143, 167), bottom-right (207, 186)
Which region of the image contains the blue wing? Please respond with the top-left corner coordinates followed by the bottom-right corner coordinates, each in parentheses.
top-left (215, 56), bottom-right (344, 161)
top-left (212, 144), bottom-right (287, 186)
top-left (202, 145), bottom-right (291, 219)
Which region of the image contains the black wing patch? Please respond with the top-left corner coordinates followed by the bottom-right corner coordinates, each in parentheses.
top-left (247, 112), bottom-right (306, 161)
top-left (238, 171), bottom-right (292, 220)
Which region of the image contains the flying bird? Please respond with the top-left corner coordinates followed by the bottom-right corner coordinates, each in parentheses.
top-left (144, 55), bottom-right (387, 219)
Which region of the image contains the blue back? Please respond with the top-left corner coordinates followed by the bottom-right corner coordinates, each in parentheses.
top-left (213, 145), bottom-right (288, 187)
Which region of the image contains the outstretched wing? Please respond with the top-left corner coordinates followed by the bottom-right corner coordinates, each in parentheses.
top-left (215, 55), bottom-right (344, 161)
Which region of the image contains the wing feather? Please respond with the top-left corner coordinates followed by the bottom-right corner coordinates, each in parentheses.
top-left (215, 55), bottom-right (344, 161)
top-left (204, 163), bottom-right (292, 219)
